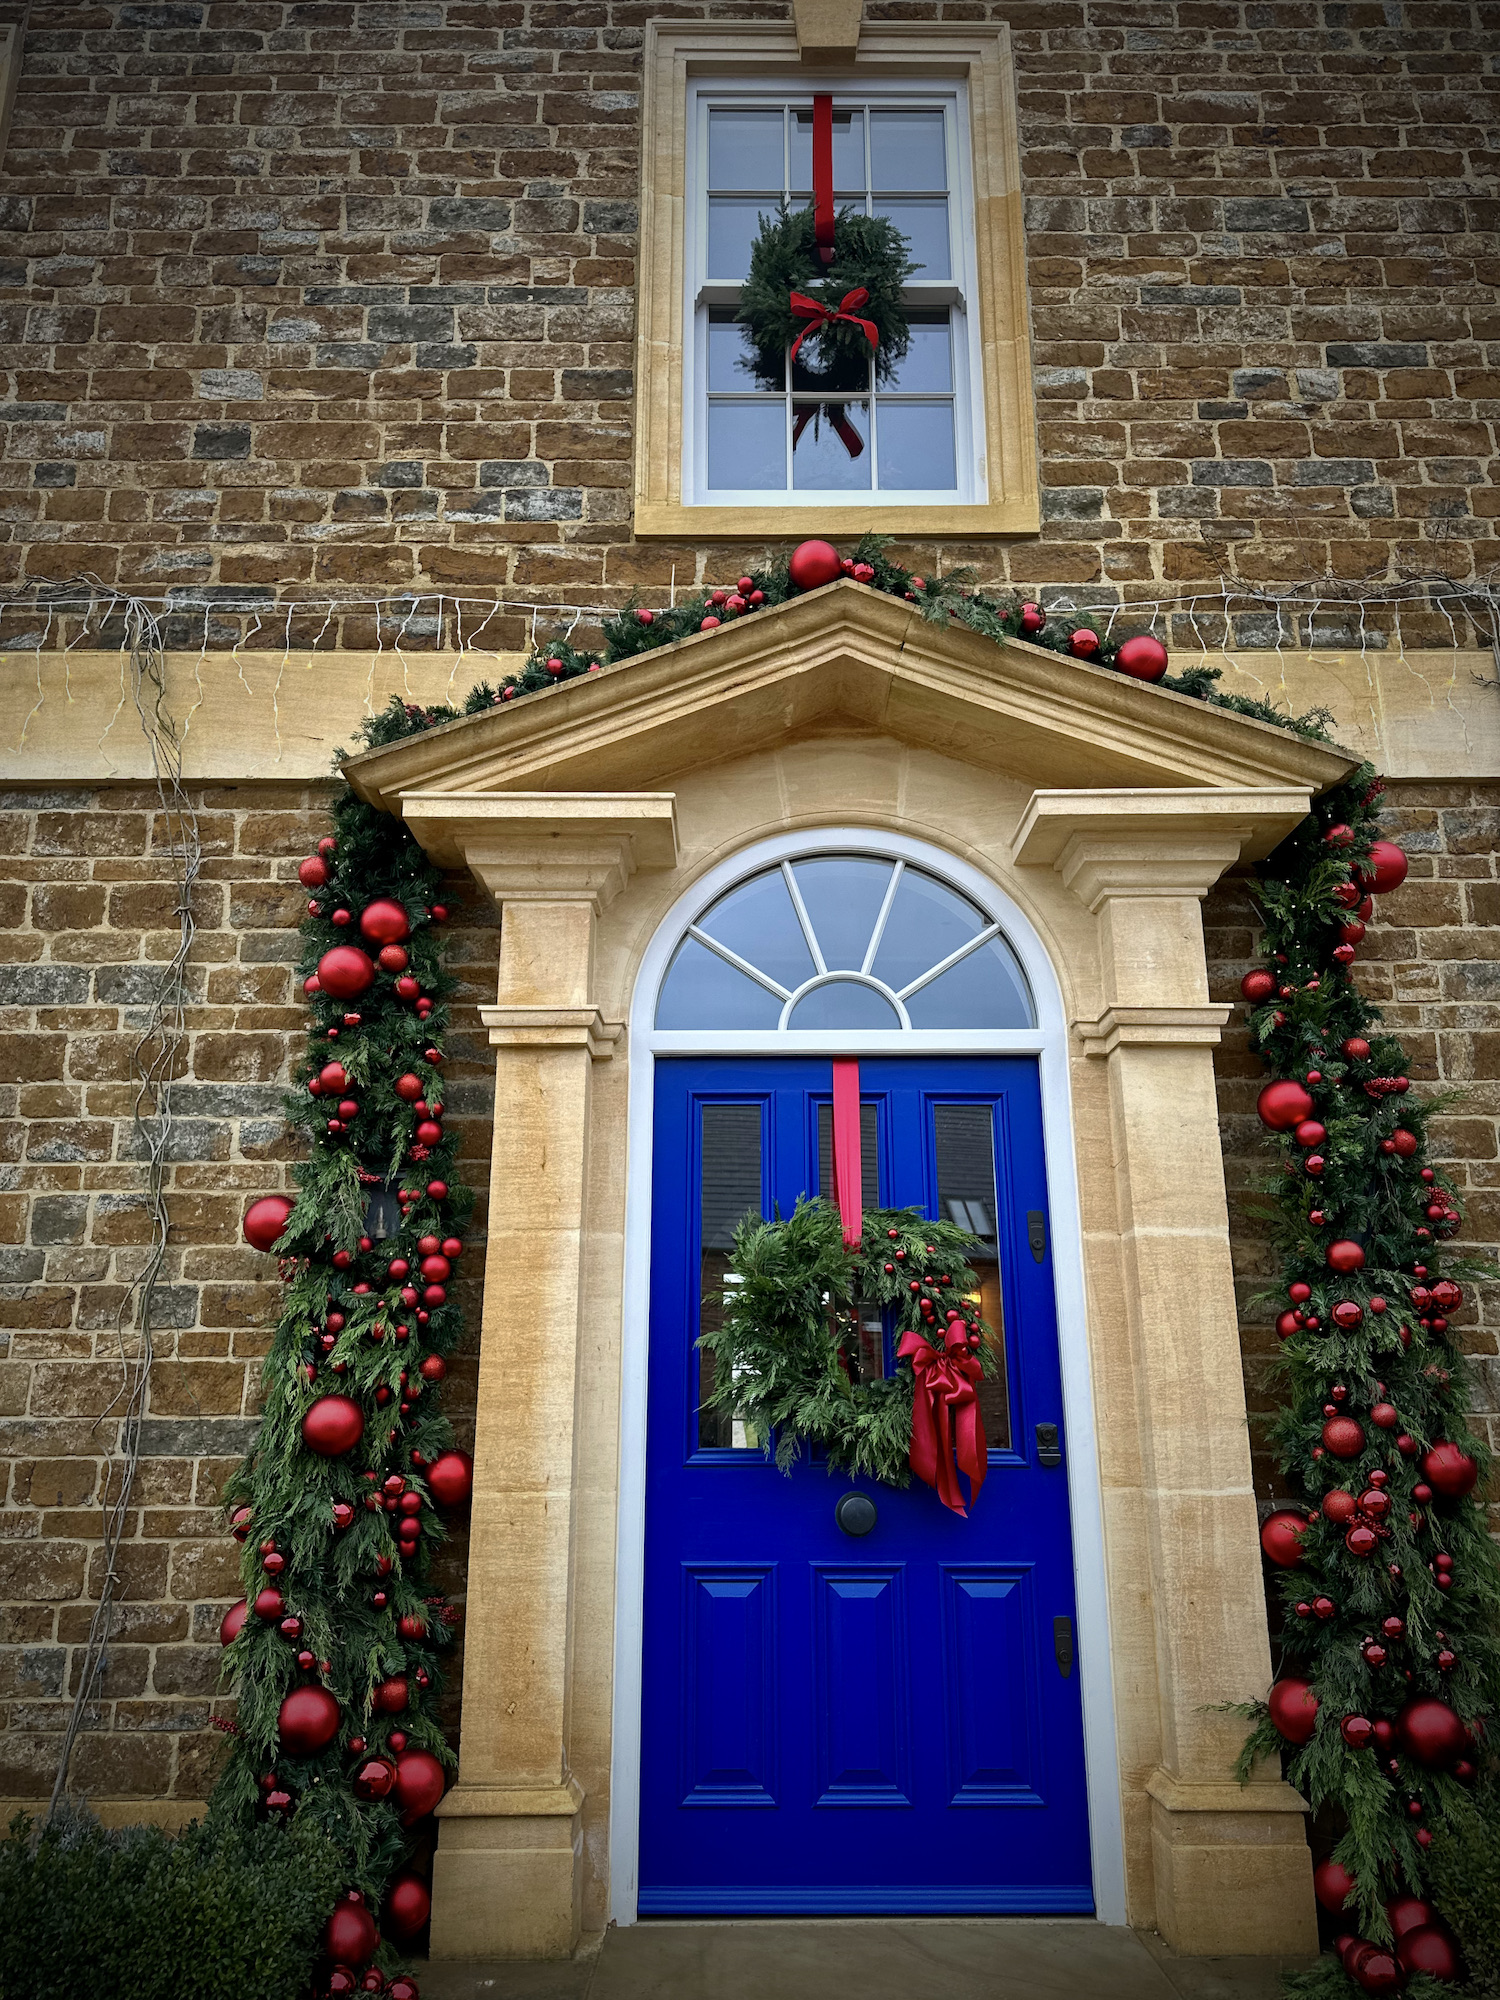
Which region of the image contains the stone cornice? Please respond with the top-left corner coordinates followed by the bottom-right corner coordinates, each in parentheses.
top-left (1075, 1005), bottom-right (1235, 1059)
top-left (480, 1005), bottom-right (626, 1062)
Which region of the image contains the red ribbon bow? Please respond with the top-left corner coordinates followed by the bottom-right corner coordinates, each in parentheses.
top-left (788, 287), bottom-right (879, 365)
top-left (898, 1311), bottom-right (987, 1516)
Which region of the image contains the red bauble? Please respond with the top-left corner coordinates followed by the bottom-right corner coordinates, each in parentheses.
top-left (788, 540), bottom-right (844, 590)
top-left (220, 1599), bottom-right (248, 1646)
top-left (398, 1611), bottom-right (428, 1640)
top-left (395, 1073), bottom-right (424, 1102)
top-left (360, 898), bottom-right (411, 946)
top-left (387, 1981), bottom-right (420, 2000)
top-left (384, 1870), bottom-right (433, 1939)
top-left (1331, 1300), bottom-right (1363, 1329)
top-left (1268, 1677), bottom-right (1319, 1745)
top-left (1363, 839), bottom-right (1409, 895)
top-left (243, 1195), bottom-right (294, 1253)
top-left (419, 1354), bottom-right (447, 1383)
top-left (1340, 1715), bottom-right (1374, 1749)
top-left (1429, 1279), bottom-right (1462, 1312)
top-left (427, 1449), bottom-right (474, 1507)
top-left (352, 1755), bottom-right (396, 1801)
top-left (328, 1968), bottom-right (359, 1997)
top-left (1114, 633), bottom-right (1169, 681)
top-left (1345, 1523), bottom-right (1379, 1558)
top-left (278, 1684), bottom-right (341, 1755)
top-left (415, 1120), bottom-right (443, 1147)
top-left (317, 945), bottom-right (376, 999)
top-left (394, 1747), bottom-right (447, 1823)
top-left (298, 856), bottom-right (329, 888)
top-left (374, 1675), bottom-right (410, 1714)
top-left (1313, 1858), bottom-right (1358, 1912)
top-left (324, 1898), bottom-right (379, 1968)
top-left (1257, 1079), bottom-right (1314, 1131)
top-left (1342, 1036), bottom-right (1371, 1060)
top-left (1259, 1510), bottom-right (1307, 1568)
top-left (1398, 1927), bottom-right (1458, 1982)
top-left (1327, 1238), bottom-right (1366, 1273)
top-left (1275, 1310), bottom-right (1302, 1340)
top-left (1397, 1696), bottom-right (1467, 1768)
top-left (419, 1254), bottom-right (451, 1282)
top-left (302, 1395), bottom-right (365, 1457)
top-left (1294, 1120), bottom-right (1326, 1148)
top-left (1351, 1945), bottom-right (1406, 1996)
top-left (1421, 1442), bottom-right (1478, 1498)
top-left (1322, 1416), bottom-right (1365, 1459)
top-left (378, 944), bottom-right (409, 973)
top-left (1241, 969), bottom-right (1276, 1004)
top-left (1386, 1898), bottom-right (1435, 1942)
top-left (1323, 1490), bottom-right (1359, 1526)
top-left (1068, 628), bottom-right (1100, 658)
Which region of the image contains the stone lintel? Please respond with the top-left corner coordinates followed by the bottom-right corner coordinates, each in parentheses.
top-left (397, 790), bottom-right (678, 910)
top-left (480, 1004), bottom-right (625, 1061)
top-left (1076, 1005), bottom-right (1233, 1059)
top-left (1012, 787), bottom-right (1314, 905)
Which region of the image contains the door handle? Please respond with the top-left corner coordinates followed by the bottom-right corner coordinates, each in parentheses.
top-left (1053, 1615), bottom-right (1074, 1679)
top-left (1026, 1210), bottom-right (1046, 1262)
top-left (835, 1491), bottom-right (877, 1537)
top-left (1035, 1422), bottom-right (1062, 1468)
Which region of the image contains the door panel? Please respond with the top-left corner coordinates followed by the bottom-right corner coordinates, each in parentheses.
top-left (640, 1056), bottom-right (1091, 1914)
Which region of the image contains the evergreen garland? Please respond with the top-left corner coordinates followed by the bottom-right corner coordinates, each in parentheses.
top-left (699, 1198), bottom-right (996, 1491)
top-left (735, 207), bottom-right (917, 387)
top-left (1230, 766), bottom-right (1500, 1991)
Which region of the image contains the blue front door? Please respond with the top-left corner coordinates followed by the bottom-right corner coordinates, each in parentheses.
top-left (639, 1056), bottom-right (1093, 1915)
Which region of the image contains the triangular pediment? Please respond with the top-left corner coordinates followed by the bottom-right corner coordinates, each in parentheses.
top-left (342, 580), bottom-right (1355, 812)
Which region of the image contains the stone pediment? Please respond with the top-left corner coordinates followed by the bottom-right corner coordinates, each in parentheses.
top-left (342, 578), bottom-right (1356, 812)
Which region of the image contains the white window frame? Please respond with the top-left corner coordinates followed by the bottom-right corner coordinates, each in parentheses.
top-left (682, 75), bottom-right (987, 510)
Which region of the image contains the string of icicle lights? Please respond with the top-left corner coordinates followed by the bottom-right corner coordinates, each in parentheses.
top-left (3, 569), bottom-right (1497, 770)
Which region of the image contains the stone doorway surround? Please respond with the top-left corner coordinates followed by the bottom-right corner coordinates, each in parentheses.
top-left (343, 581), bottom-right (1356, 1963)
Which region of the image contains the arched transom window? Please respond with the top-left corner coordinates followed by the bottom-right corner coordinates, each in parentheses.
top-left (656, 854), bottom-right (1035, 1032)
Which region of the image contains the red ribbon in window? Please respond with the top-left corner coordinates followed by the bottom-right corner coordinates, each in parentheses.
top-left (830, 1058), bottom-right (863, 1249)
top-left (898, 1313), bottom-right (988, 1516)
top-left (792, 402), bottom-right (865, 459)
top-left (788, 287), bottom-right (878, 365)
top-left (813, 91), bottom-right (836, 265)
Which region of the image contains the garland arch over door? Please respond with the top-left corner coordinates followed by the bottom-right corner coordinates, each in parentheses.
top-left (610, 831), bottom-right (1126, 1924)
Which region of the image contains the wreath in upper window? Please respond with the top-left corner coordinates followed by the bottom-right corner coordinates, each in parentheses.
top-left (736, 206), bottom-right (918, 393)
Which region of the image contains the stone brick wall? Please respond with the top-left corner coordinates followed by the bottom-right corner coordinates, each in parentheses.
top-left (0, 0), bottom-right (1493, 632)
top-left (1209, 779), bottom-right (1500, 1532)
top-left (0, 780), bottom-right (490, 1806)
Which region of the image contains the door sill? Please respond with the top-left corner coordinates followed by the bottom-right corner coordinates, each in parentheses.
top-left (637, 1887), bottom-right (1096, 1915)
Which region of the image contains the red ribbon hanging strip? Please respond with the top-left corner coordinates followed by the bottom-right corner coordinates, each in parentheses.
top-left (830, 1058), bottom-right (863, 1249)
top-left (812, 91), bottom-right (836, 265)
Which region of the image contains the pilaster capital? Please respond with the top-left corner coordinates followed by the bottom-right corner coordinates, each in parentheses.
top-left (1075, 1004), bottom-right (1234, 1058)
top-left (398, 791), bottom-right (678, 912)
top-left (480, 1005), bottom-right (625, 1061)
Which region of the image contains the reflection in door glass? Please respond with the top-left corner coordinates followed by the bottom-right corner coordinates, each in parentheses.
top-left (934, 1104), bottom-right (1011, 1449)
top-left (699, 1103), bottom-right (764, 1449)
top-left (816, 1101), bottom-right (884, 1383)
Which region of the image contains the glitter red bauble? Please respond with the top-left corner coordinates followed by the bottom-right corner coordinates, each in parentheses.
top-left (1314, 1859), bottom-right (1358, 1912)
top-left (1362, 839), bottom-right (1408, 895)
top-left (788, 540), bottom-right (844, 590)
top-left (1257, 1079), bottom-right (1314, 1130)
top-left (1397, 1696), bottom-right (1468, 1768)
top-left (1398, 1927), bottom-right (1458, 1982)
top-left (317, 945), bottom-right (377, 999)
top-left (396, 1073), bottom-right (424, 1102)
top-left (324, 1898), bottom-right (379, 1968)
top-left (359, 898), bottom-right (411, 946)
top-left (302, 1394), bottom-right (365, 1457)
top-left (243, 1195), bottom-right (294, 1252)
top-left (298, 856), bottom-right (329, 888)
top-left (278, 1684), bottom-right (341, 1755)
top-left (1268, 1677), bottom-right (1319, 1745)
top-left (1259, 1510), bottom-right (1307, 1568)
top-left (1241, 969), bottom-right (1276, 1004)
top-left (352, 1756), bottom-right (396, 1801)
top-left (384, 1871), bottom-right (433, 1939)
top-left (1327, 1239), bottom-right (1366, 1273)
top-left (393, 1747), bottom-right (447, 1823)
top-left (1322, 1416), bottom-right (1365, 1459)
top-left (1114, 634), bottom-right (1169, 681)
top-left (1421, 1442), bottom-right (1478, 1499)
top-left (1322, 1489), bottom-right (1358, 1526)
top-left (374, 1675), bottom-right (409, 1714)
top-left (220, 1599), bottom-right (248, 1646)
top-left (427, 1449), bottom-right (474, 1507)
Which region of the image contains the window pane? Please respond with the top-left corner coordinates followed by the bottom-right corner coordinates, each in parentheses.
top-left (707, 196), bottom-right (777, 279)
top-left (699, 1103), bottom-right (765, 1449)
top-left (790, 108), bottom-right (865, 194)
top-left (706, 401), bottom-right (785, 491)
top-left (708, 109), bottom-right (783, 190)
top-left (786, 980), bottom-right (900, 1029)
top-left (877, 402), bottom-right (956, 493)
top-left (934, 1105), bottom-right (1010, 1450)
top-left (699, 868), bottom-right (815, 991)
top-left (887, 316), bottom-right (952, 392)
top-left (870, 110), bottom-right (947, 191)
top-left (792, 399), bottom-right (870, 489)
top-left (657, 936), bottom-right (782, 1030)
top-left (790, 856), bottom-right (894, 970)
top-left (792, 345), bottom-right (871, 397)
top-left (873, 197), bottom-right (950, 278)
top-left (904, 934), bottom-right (1035, 1029)
top-left (869, 869), bottom-right (984, 992)
top-left (708, 312), bottom-right (777, 390)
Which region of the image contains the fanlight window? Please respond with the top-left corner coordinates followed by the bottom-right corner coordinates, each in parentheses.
top-left (656, 855), bottom-right (1034, 1031)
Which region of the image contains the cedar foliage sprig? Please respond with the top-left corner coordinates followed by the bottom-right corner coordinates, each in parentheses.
top-left (1232, 764), bottom-right (1500, 1966)
top-left (698, 1198), bottom-right (996, 1488)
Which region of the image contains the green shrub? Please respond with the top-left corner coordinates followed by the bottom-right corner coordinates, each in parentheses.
top-left (1426, 1806), bottom-right (1500, 1997)
top-left (0, 1805), bottom-right (345, 2000)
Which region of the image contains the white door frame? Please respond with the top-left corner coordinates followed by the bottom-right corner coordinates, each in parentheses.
top-left (607, 828), bottom-right (1128, 1926)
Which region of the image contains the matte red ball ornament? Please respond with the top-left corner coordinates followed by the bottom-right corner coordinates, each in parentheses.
top-left (1275, 1310), bottom-right (1301, 1340)
top-left (324, 1898), bottom-right (379, 1968)
top-left (1268, 1677), bottom-right (1319, 1745)
top-left (1397, 1927), bottom-right (1458, 1983)
top-left (220, 1599), bottom-right (248, 1646)
top-left (353, 1756), bottom-right (396, 1801)
top-left (298, 856), bottom-right (329, 888)
top-left (1363, 840), bottom-right (1409, 895)
top-left (317, 945), bottom-right (376, 1000)
top-left (1421, 1442), bottom-right (1478, 1499)
top-left (1323, 1416), bottom-right (1365, 1458)
top-left (243, 1195), bottom-right (293, 1252)
top-left (1259, 1510), bottom-right (1307, 1568)
top-left (385, 1871), bottom-right (433, 1939)
top-left (254, 1586), bottom-right (285, 1620)
top-left (1386, 1899), bottom-right (1435, 1943)
top-left (1343, 1037), bottom-right (1371, 1060)
top-left (1240, 969), bottom-right (1276, 1004)
top-left (415, 1120), bottom-right (443, 1147)
top-left (394, 1747), bottom-right (447, 1823)
top-left (1114, 634), bottom-right (1169, 682)
top-left (302, 1395), bottom-right (365, 1457)
top-left (788, 540), bottom-right (844, 590)
top-left (1327, 1239), bottom-right (1366, 1274)
top-left (427, 1449), bottom-right (474, 1507)
top-left (1257, 1080), bottom-right (1314, 1130)
top-left (1314, 1859), bottom-right (1358, 1912)
top-left (1294, 1120), bottom-right (1326, 1148)
top-left (1397, 1697), bottom-right (1468, 1768)
top-left (278, 1684), bottom-right (341, 1755)
top-left (360, 898), bottom-right (411, 946)
top-left (395, 1074), bottom-right (424, 1102)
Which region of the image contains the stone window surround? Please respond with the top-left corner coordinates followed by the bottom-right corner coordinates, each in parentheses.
top-left (633, 19), bottom-right (1041, 540)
